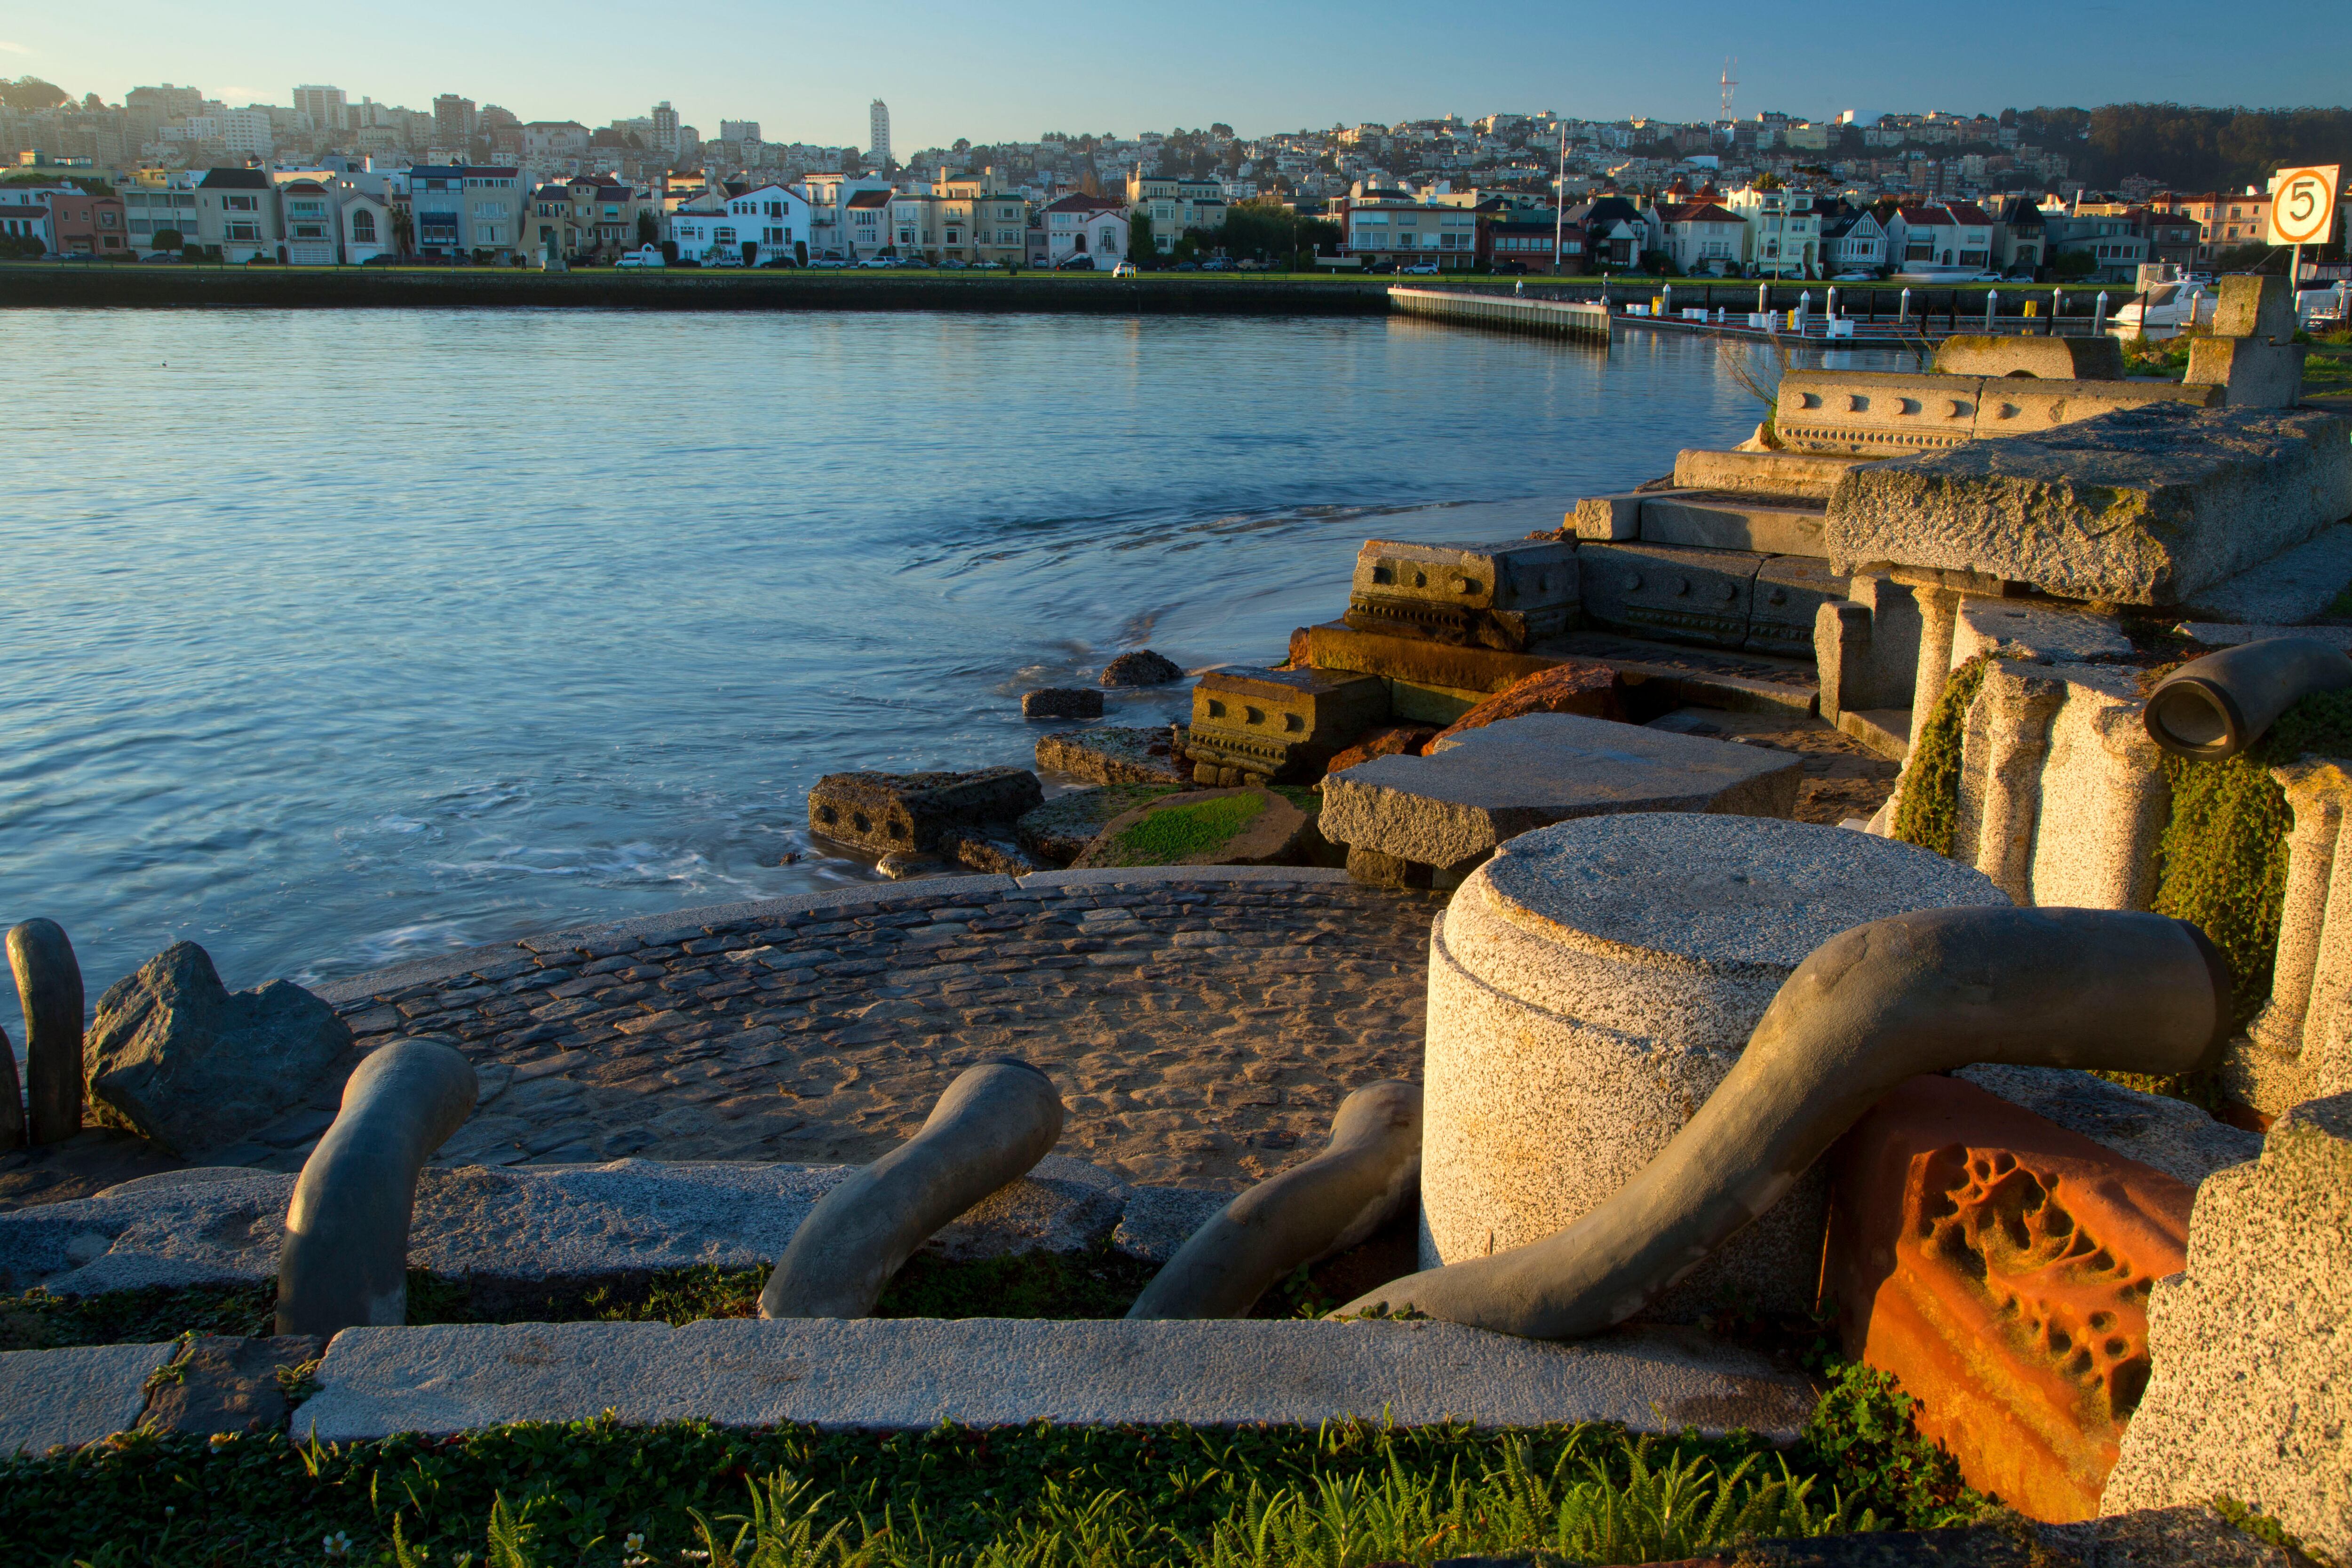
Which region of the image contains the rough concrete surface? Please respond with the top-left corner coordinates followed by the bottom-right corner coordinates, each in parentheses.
top-left (1639, 493), bottom-right (1829, 557)
top-left (2182, 522), bottom-right (2352, 625)
top-left (1032, 727), bottom-right (1190, 787)
top-left (2102, 1092), bottom-right (2352, 1559)
top-left (1110, 1184), bottom-right (1232, 1264)
top-left (1422, 815), bottom-right (2005, 1318)
top-left (1319, 712), bottom-right (1804, 871)
top-left (0, 1155), bottom-right (1160, 1295)
top-left (296, 1318), bottom-right (1819, 1442)
top-left (138, 1334), bottom-right (324, 1436)
top-left (1823, 405), bottom-right (2352, 604)
top-left (1950, 600), bottom-right (2135, 667)
top-left (1955, 1065), bottom-right (2260, 1186)
top-left (1643, 706), bottom-right (1900, 827)
top-left (0, 1341), bottom-right (176, 1455)
top-left (1670, 448), bottom-right (1865, 502)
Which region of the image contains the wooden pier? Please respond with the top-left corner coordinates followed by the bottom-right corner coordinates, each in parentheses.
top-left (1388, 286), bottom-right (1611, 342)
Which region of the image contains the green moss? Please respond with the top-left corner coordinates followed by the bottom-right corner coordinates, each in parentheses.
top-left (1100, 790), bottom-right (1267, 867)
top-left (1891, 655), bottom-right (1993, 856)
top-left (0, 1282), bottom-right (275, 1353)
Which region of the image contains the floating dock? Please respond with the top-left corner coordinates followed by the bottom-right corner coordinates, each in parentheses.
top-left (1388, 285), bottom-right (1611, 342)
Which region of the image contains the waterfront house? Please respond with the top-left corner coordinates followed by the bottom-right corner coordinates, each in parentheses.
top-left (933, 167), bottom-right (1026, 268)
top-left (1985, 196), bottom-right (2045, 275)
top-left (798, 173), bottom-right (895, 262)
top-left (121, 172), bottom-right (201, 256)
top-left (0, 193), bottom-right (53, 253)
top-left (1565, 195), bottom-right (1645, 270)
top-left (1041, 191), bottom-right (1128, 265)
top-left (408, 165), bottom-right (524, 261)
top-left (1882, 201), bottom-right (1996, 272)
top-left (195, 167), bottom-right (282, 263)
top-left (277, 179), bottom-right (338, 265)
top-left (7, 182), bottom-right (123, 257)
top-left (1485, 215), bottom-right (1582, 274)
top-left (2156, 188), bottom-right (2271, 268)
top-left (1337, 184), bottom-right (1478, 270)
top-left (1819, 204), bottom-right (1887, 272)
top-left (1648, 197), bottom-right (1745, 276)
top-left (1126, 169), bottom-right (1228, 253)
top-left (2038, 206), bottom-right (2150, 282)
top-left (340, 188), bottom-right (391, 263)
top-left (668, 181), bottom-right (812, 265)
top-left (1724, 186), bottom-right (1821, 278)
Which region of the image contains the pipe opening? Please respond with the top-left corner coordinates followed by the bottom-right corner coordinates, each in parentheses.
top-left (2144, 681), bottom-right (2239, 757)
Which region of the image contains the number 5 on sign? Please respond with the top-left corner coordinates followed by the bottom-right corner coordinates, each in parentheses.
top-left (2267, 165), bottom-right (2340, 246)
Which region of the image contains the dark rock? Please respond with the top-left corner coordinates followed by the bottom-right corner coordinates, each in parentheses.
top-left (1021, 687), bottom-right (1105, 719)
top-left (8, 919), bottom-right (84, 1145)
top-left (808, 768), bottom-right (1045, 856)
top-left (1345, 844), bottom-right (1435, 890)
top-left (85, 943), bottom-right (355, 1160)
top-left (1326, 725), bottom-right (1440, 776)
top-left (0, 1023), bottom-right (20, 1152)
top-left (1099, 649), bottom-right (1185, 687)
top-left (939, 831), bottom-right (1046, 876)
top-left (876, 851), bottom-right (948, 880)
top-left (139, 1335), bottom-right (325, 1435)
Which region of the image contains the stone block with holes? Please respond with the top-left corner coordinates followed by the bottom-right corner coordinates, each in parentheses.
top-left (1342, 538), bottom-right (1579, 652)
top-left (806, 768), bottom-right (1044, 856)
top-left (1184, 668), bottom-right (1388, 786)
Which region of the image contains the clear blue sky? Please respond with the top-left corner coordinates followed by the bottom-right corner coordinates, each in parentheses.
top-left (5, 0), bottom-right (2343, 151)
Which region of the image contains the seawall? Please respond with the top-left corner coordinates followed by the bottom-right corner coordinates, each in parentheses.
top-left (0, 264), bottom-right (1398, 314)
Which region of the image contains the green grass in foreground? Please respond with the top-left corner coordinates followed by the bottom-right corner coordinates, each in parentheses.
top-left (1101, 792), bottom-right (1268, 868)
top-left (0, 1371), bottom-right (1968, 1568)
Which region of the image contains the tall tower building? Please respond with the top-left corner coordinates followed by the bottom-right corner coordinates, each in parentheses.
top-left (652, 101), bottom-right (680, 153)
top-left (432, 94), bottom-right (477, 151)
top-left (869, 99), bottom-right (891, 169)
top-left (294, 85), bottom-right (348, 134)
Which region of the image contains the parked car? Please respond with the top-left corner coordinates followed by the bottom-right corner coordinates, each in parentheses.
top-left (757, 257), bottom-right (799, 269)
top-left (1172, 261), bottom-right (1200, 271)
top-left (1056, 255), bottom-right (1097, 271)
top-left (1110, 260), bottom-right (1138, 278)
top-left (1236, 258), bottom-right (1266, 271)
top-left (1402, 262), bottom-right (1440, 275)
top-left (1202, 257), bottom-right (1235, 271)
top-left (938, 258), bottom-right (968, 271)
top-left (706, 252), bottom-right (743, 268)
top-left (616, 246), bottom-right (665, 270)
top-left (1495, 261), bottom-right (1527, 276)
top-left (810, 257), bottom-right (849, 269)
top-left (1363, 260), bottom-right (1397, 275)
top-left (143, 252), bottom-right (184, 263)
top-left (1831, 270), bottom-right (1876, 282)
top-left (858, 256), bottom-right (898, 269)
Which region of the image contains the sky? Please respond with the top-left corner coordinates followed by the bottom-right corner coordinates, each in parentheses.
top-left (4, 0), bottom-right (2345, 152)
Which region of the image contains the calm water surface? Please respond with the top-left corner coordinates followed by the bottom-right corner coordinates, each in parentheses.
top-left (0, 307), bottom-right (1892, 1036)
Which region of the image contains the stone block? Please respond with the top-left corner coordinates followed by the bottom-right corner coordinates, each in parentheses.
top-left (1578, 541), bottom-right (1762, 650)
top-left (1971, 375), bottom-right (2222, 440)
top-left (1069, 787), bottom-right (1317, 871)
top-left (2185, 336), bottom-right (2308, 409)
top-left (1569, 493), bottom-right (1643, 541)
top-left (1423, 662), bottom-right (1627, 748)
top-left (1319, 712), bottom-right (1804, 874)
top-left (1343, 538), bottom-right (1580, 651)
top-left (1776, 369), bottom-right (2218, 457)
top-left (1814, 575), bottom-right (1925, 721)
top-left (938, 830), bottom-right (1046, 877)
top-left (2183, 524), bottom-right (2352, 624)
top-left (1931, 333), bottom-right (2127, 381)
top-left (1424, 815), bottom-right (2007, 1319)
top-left (1955, 1065), bottom-right (2260, 1187)
top-left (1186, 668), bottom-right (1389, 784)
top-left (1638, 493), bottom-right (1830, 557)
top-left (1951, 599), bottom-right (2134, 667)
top-left (295, 1317), bottom-right (1819, 1442)
top-left (0, 1341), bottom-right (178, 1454)
top-left (1020, 687), bottom-right (1104, 719)
top-left (1826, 1075), bottom-right (2193, 1522)
top-left (1670, 448), bottom-right (1867, 501)
top-left (2102, 1094), bottom-right (2352, 1561)
top-left (807, 767), bottom-right (1043, 856)
top-left (85, 943), bottom-right (355, 1160)
top-left (1751, 555), bottom-right (1851, 660)
top-left (1033, 725), bottom-right (1189, 787)
top-left (2210, 273), bottom-right (2296, 342)
top-left (138, 1334), bottom-right (325, 1436)
top-left (1823, 405), bottom-right (2352, 605)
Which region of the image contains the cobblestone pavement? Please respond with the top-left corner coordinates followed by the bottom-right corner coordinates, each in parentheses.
top-left (281, 874), bottom-right (1439, 1191)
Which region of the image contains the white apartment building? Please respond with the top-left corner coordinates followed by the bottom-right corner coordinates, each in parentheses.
top-left (869, 100), bottom-right (891, 169)
top-left (1040, 192), bottom-right (1127, 265)
top-left (670, 182), bottom-right (813, 264)
top-left (294, 86), bottom-right (348, 135)
top-left (1725, 186), bottom-right (1820, 277)
top-left (1125, 170), bottom-right (1227, 252)
top-left (1339, 186), bottom-right (1478, 269)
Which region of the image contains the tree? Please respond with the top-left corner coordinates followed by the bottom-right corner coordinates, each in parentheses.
top-left (150, 227), bottom-right (183, 252)
top-left (389, 207), bottom-right (414, 257)
top-left (636, 210), bottom-right (658, 247)
top-left (1753, 172), bottom-right (1785, 191)
top-left (0, 76), bottom-right (69, 112)
top-left (1128, 210), bottom-right (1155, 263)
top-left (741, 239), bottom-right (759, 267)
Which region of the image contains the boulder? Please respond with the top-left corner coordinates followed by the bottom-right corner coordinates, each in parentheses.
top-left (1319, 711), bottom-right (1804, 874)
top-left (807, 768), bottom-right (1043, 856)
top-left (1826, 1075), bottom-right (2193, 1522)
top-left (85, 943), bottom-right (354, 1159)
top-left (1099, 650), bottom-right (1184, 687)
top-left (1823, 405), bottom-right (2352, 605)
top-left (1424, 662), bottom-right (1626, 748)
top-left (1071, 787), bottom-right (1316, 870)
top-left (937, 830), bottom-right (1045, 876)
top-left (1324, 725), bottom-right (1439, 776)
top-left (1033, 725), bottom-right (1189, 787)
top-left (2102, 1093), bottom-right (2352, 1560)
top-left (1021, 687), bottom-right (1103, 719)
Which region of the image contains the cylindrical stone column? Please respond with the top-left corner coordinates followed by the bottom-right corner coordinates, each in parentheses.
top-left (7, 919), bottom-right (84, 1145)
top-left (1971, 662), bottom-right (2067, 904)
top-left (2255, 759), bottom-right (2352, 1067)
top-left (1422, 813), bottom-right (2007, 1319)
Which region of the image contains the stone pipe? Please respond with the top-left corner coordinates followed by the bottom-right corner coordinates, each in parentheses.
top-left (761, 1059), bottom-right (1064, 1320)
top-left (1127, 1080), bottom-right (1421, 1321)
top-left (7, 919), bottom-right (84, 1145)
top-left (2143, 637), bottom-right (2352, 761)
top-left (0, 1022), bottom-right (21, 1152)
top-left (1334, 906), bottom-right (2230, 1341)
top-left (275, 1038), bottom-right (478, 1338)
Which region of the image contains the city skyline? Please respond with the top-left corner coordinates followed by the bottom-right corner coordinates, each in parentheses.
top-left (3, 0), bottom-right (2344, 158)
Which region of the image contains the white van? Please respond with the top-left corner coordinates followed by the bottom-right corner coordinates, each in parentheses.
top-left (616, 246), bottom-right (665, 270)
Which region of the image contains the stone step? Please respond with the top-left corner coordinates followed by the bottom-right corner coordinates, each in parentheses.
top-left (1837, 707), bottom-right (1913, 761)
top-left (1638, 492), bottom-right (1830, 557)
top-left (292, 1317), bottom-right (1819, 1442)
top-left (0, 1341), bottom-right (176, 1456)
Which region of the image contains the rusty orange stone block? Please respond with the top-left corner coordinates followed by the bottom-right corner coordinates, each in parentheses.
top-left (1425, 661), bottom-right (1628, 747)
top-left (1824, 1074), bottom-right (2194, 1523)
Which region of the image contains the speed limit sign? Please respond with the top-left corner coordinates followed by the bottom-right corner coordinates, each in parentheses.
top-left (2268, 165), bottom-right (2340, 246)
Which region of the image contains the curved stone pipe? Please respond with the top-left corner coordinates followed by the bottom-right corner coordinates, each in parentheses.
top-left (276, 1038), bottom-right (478, 1337)
top-left (8, 919), bottom-right (84, 1145)
top-left (1334, 906), bottom-right (2231, 1340)
top-left (0, 1023), bottom-right (21, 1152)
top-left (1127, 1079), bottom-right (1422, 1320)
top-left (761, 1059), bottom-right (1064, 1320)
top-left (2143, 637), bottom-right (2352, 761)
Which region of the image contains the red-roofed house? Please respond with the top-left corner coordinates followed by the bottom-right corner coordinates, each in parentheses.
top-left (1884, 202), bottom-right (1995, 272)
top-left (1041, 192), bottom-right (1127, 267)
top-left (1649, 199), bottom-right (1746, 276)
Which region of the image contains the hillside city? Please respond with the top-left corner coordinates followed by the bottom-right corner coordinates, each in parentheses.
top-left (0, 77), bottom-right (2342, 283)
